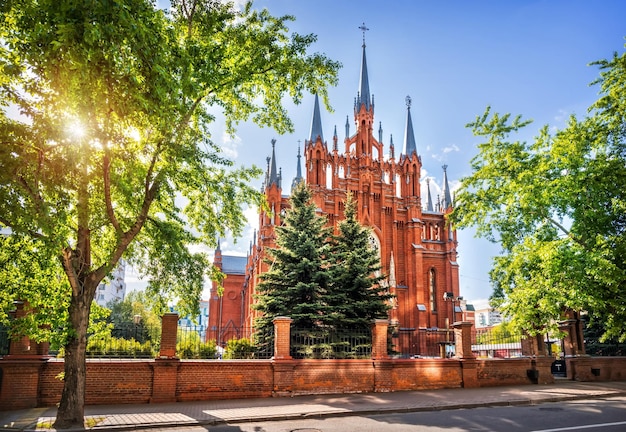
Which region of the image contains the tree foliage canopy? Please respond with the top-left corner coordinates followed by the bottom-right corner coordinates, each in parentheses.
top-left (451, 45), bottom-right (626, 341)
top-left (254, 182), bottom-right (333, 341)
top-left (0, 0), bottom-right (339, 426)
top-left (329, 192), bottom-right (391, 328)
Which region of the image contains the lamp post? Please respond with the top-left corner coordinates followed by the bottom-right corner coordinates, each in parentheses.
top-left (454, 296), bottom-right (464, 323)
top-left (443, 292), bottom-right (454, 326)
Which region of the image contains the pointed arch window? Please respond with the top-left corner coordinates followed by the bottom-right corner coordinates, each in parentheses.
top-left (395, 174), bottom-right (402, 198)
top-left (326, 163), bottom-right (333, 189)
top-left (429, 269), bottom-right (437, 312)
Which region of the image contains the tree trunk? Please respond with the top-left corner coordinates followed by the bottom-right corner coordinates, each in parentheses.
top-left (53, 289), bottom-right (92, 429)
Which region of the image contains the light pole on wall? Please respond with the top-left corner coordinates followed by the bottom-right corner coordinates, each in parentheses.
top-left (443, 292), bottom-right (464, 324)
top-left (454, 296), bottom-right (463, 323)
top-left (443, 292), bottom-right (454, 326)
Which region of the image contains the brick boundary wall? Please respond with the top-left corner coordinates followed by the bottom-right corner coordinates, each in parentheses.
top-left (3, 354), bottom-right (626, 410)
top-left (3, 313), bottom-right (626, 410)
top-left (0, 357), bottom-right (626, 410)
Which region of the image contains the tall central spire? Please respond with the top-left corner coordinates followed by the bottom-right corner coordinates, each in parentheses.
top-left (356, 23), bottom-right (371, 112)
top-left (403, 95), bottom-right (417, 156)
top-left (309, 94), bottom-right (324, 143)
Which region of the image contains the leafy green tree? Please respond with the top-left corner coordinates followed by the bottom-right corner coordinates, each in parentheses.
top-left (107, 290), bottom-right (161, 343)
top-left (329, 193), bottom-right (391, 329)
top-left (253, 182), bottom-right (333, 348)
top-left (0, 233), bottom-right (71, 348)
top-left (106, 290), bottom-right (162, 344)
top-left (451, 46), bottom-right (626, 342)
top-left (0, 0), bottom-right (339, 426)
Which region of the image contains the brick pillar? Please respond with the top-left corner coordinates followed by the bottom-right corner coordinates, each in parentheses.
top-left (453, 321), bottom-right (478, 388)
top-left (521, 334), bottom-right (548, 357)
top-left (0, 301), bottom-right (48, 410)
top-left (150, 360), bottom-right (180, 403)
top-left (152, 313), bottom-right (180, 403)
top-left (159, 313), bottom-right (179, 359)
top-left (7, 301), bottom-right (34, 356)
top-left (452, 321), bottom-right (475, 359)
top-left (371, 319), bottom-right (389, 360)
top-left (273, 316), bottom-right (293, 360)
top-left (559, 310), bottom-right (586, 356)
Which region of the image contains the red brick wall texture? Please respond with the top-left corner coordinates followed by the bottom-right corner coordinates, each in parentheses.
top-left (2, 357), bottom-right (626, 410)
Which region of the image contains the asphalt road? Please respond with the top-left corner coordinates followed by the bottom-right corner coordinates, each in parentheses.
top-left (149, 395), bottom-right (626, 432)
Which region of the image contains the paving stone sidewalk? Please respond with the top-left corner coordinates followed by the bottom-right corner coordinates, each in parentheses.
top-left (2, 380), bottom-right (626, 431)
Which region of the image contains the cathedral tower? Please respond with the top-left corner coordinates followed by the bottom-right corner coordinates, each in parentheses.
top-left (209, 34), bottom-right (460, 356)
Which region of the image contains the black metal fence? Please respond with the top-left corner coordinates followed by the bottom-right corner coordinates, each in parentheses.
top-left (585, 340), bottom-right (625, 357)
top-left (84, 322), bottom-right (160, 358)
top-left (199, 325), bottom-right (273, 359)
top-left (290, 327), bottom-right (372, 359)
top-left (0, 324), bottom-right (9, 356)
top-left (392, 328), bottom-right (455, 358)
top-left (13, 320), bottom-right (622, 361)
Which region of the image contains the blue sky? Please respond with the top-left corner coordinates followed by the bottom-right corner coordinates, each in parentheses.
top-left (144, 0), bottom-right (626, 307)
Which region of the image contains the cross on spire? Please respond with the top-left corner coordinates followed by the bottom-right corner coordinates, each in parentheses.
top-left (358, 22), bottom-right (369, 46)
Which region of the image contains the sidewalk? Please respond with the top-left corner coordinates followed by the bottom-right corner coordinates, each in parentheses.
top-left (2, 380), bottom-right (626, 431)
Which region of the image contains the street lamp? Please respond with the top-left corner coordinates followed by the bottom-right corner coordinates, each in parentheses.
top-left (454, 296), bottom-right (464, 323)
top-left (443, 292), bottom-right (454, 326)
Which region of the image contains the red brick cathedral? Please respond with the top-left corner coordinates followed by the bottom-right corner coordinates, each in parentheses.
top-left (208, 39), bottom-right (461, 356)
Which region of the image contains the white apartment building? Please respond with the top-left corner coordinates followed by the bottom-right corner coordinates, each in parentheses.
top-left (474, 307), bottom-right (504, 328)
top-left (94, 260), bottom-right (127, 306)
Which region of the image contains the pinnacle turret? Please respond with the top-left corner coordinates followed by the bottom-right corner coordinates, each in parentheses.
top-left (426, 178), bottom-right (434, 211)
top-left (267, 139), bottom-right (280, 188)
top-left (441, 165), bottom-right (453, 209)
top-left (291, 144), bottom-right (304, 192)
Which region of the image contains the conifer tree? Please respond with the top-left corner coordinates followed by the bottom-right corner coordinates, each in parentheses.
top-left (329, 193), bottom-right (392, 329)
top-left (254, 182), bottom-right (333, 347)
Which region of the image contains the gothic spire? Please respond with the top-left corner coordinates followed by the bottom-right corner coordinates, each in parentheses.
top-left (403, 95), bottom-right (417, 156)
top-left (426, 178), bottom-right (434, 211)
top-left (291, 144), bottom-right (304, 192)
top-left (268, 139), bottom-right (279, 187)
top-left (356, 23), bottom-right (372, 112)
top-left (309, 93), bottom-right (324, 143)
top-left (441, 165), bottom-right (453, 209)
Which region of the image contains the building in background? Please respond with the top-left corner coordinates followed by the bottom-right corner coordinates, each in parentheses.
top-left (176, 299), bottom-right (210, 341)
top-left (209, 37), bottom-right (461, 356)
top-left (475, 307), bottom-right (504, 329)
top-left (94, 260), bottom-right (127, 307)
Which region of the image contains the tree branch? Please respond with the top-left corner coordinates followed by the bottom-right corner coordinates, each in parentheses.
top-left (102, 148), bottom-right (121, 234)
top-left (92, 170), bottom-right (166, 284)
top-left (60, 247), bottom-right (81, 297)
top-left (0, 216), bottom-right (46, 239)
